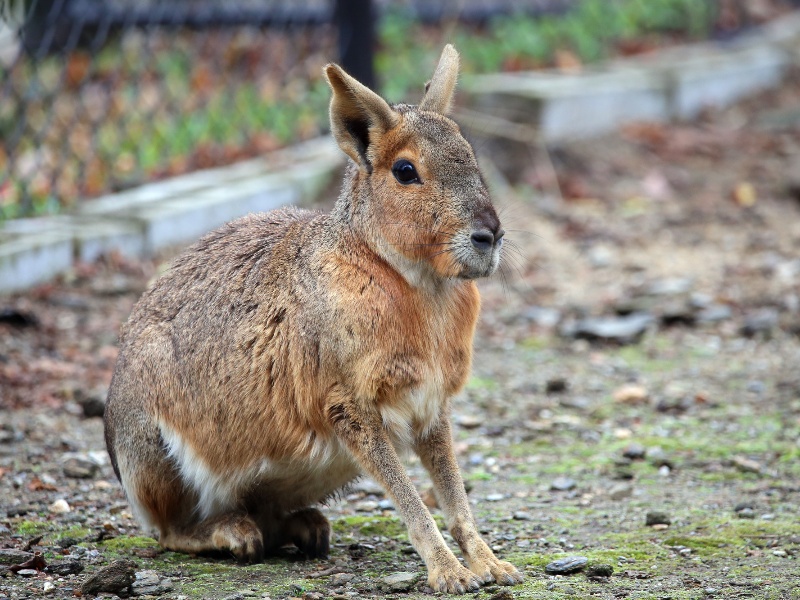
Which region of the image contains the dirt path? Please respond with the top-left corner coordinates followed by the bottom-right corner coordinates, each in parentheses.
top-left (2, 74), bottom-right (800, 599)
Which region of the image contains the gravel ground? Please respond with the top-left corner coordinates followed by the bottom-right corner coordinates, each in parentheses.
top-left (1, 72), bottom-right (799, 599)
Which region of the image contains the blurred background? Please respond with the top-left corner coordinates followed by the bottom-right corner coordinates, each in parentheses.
top-left (1, 0), bottom-right (797, 220)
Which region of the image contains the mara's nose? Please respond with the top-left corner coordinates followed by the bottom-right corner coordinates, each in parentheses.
top-left (470, 228), bottom-right (505, 251)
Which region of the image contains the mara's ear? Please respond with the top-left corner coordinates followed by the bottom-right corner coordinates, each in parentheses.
top-left (324, 64), bottom-right (398, 173)
top-left (419, 44), bottom-right (460, 115)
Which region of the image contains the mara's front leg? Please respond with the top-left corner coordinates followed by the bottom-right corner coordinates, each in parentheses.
top-left (329, 399), bottom-right (482, 594)
top-left (415, 415), bottom-right (524, 586)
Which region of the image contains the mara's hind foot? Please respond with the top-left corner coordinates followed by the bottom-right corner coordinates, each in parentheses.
top-left (281, 508), bottom-right (330, 559)
top-left (160, 513), bottom-right (264, 563)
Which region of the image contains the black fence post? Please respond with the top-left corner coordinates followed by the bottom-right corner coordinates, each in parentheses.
top-left (333, 0), bottom-right (375, 88)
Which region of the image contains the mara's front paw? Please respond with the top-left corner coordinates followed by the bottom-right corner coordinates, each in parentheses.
top-left (428, 560), bottom-right (483, 594)
top-left (468, 555), bottom-right (525, 586)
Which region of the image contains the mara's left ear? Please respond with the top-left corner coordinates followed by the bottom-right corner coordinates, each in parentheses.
top-left (419, 44), bottom-right (460, 115)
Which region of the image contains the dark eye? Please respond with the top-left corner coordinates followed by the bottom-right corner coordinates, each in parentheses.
top-left (392, 159), bottom-right (420, 184)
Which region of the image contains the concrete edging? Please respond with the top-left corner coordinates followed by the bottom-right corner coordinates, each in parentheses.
top-left (463, 13), bottom-right (800, 141)
top-left (0, 137), bottom-right (344, 295)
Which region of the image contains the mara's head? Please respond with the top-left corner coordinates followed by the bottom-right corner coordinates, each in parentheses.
top-left (324, 45), bottom-right (502, 282)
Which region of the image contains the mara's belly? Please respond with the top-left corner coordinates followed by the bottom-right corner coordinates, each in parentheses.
top-left (159, 422), bottom-right (361, 517)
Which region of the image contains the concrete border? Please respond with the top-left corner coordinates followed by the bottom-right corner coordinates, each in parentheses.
top-left (463, 13), bottom-right (800, 142)
top-left (0, 137), bottom-right (344, 295)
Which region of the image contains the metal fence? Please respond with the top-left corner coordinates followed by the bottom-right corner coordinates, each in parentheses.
top-left (0, 0), bottom-right (782, 219)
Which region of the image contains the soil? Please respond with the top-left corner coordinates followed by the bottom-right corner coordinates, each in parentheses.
top-left (1, 72), bottom-right (800, 599)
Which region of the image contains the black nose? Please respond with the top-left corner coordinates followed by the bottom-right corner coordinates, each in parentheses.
top-left (470, 228), bottom-right (504, 251)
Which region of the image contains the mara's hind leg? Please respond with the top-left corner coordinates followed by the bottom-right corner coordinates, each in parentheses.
top-left (160, 513), bottom-right (264, 563)
top-left (251, 506), bottom-right (330, 559)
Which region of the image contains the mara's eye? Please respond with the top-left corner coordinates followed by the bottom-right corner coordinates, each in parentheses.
top-left (392, 159), bottom-right (420, 185)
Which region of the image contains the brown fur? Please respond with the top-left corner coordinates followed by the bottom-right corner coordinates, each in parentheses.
top-left (104, 45), bottom-right (523, 593)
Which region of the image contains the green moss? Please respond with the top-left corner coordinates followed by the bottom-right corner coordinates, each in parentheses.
top-left (16, 521), bottom-right (49, 536)
top-left (101, 535), bottom-right (160, 551)
top-left (465, 469), bottom-right (494, 481)
top-left (332, 515), bottom-right (408, 540)
top-left (466, 376), bottom-right (498, 390)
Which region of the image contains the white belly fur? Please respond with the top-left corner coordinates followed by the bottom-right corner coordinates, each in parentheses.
top-left (157, 421), bottom-right (360, 519)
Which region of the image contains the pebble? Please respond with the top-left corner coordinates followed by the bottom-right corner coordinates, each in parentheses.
top-left (132, 570), bottom-right (174, 596)
top-left (545, 555), bottom-right (588, 574)
top-left (331, 572), bottom-right (354, 586)
top-left (622, 443), bottom-right (646, 460)
top-left (355, 500), bottom-right (378, 512)
top-left (377, 499), bottom-right (394, 510)
top-left (15, 569), bottom-right (39, 577)
top-left (351, 478), bottom-right (384, 496)
top-left (523, 306), bottom-right (562, 328)
top-left (63, 456), bottom-right (100, 479)
top-left (608, 483), bottom-right (633, 501)
top-left (585, 563), bottom-right (614, 578)
top-left (697, 304), bottom-right (732, 323)
top-left (566, 313), bottom-right (655, 343)
top-left (772, 549), bottom-right (787, 557)
top-left (0, 549), bottom-right (34, 565)
top-left (458, 415), bottom-right (483, 429)
top-left (646, 278), bottom-right (693, 296)
top-left (551, 477), bottom-right (577, 491)
top-left (486, 493), bottom-right (505, 502)
top-left (732, 456), bottom-right (762, 474)
top-left (43, 581), bottom-right (55, 594)
top-left (740, 308), bottom-right (778, 336)
top-left (81, 559), bottom-right (137, 595)
top-left (545, 377), bottom-right (568, 393)
top-left (49, 499), bottom-right (71, 514)
top-left (45, 560), bottom-right (84, 576)
top-left (381, 571), bottom-right (418, 592)
top-left (612, 384), bottom-right (649, 404)
top-left (645, 511), bottom-right (672, 526)
top-left (513, 511), bottom-right (532, 521)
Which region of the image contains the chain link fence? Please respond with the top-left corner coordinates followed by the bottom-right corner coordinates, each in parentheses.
top-left (0, 0), bottom-right (790, 219)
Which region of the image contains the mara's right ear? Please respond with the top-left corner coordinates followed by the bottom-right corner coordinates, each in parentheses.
top-left (324, 64), bottom-right (398, 173)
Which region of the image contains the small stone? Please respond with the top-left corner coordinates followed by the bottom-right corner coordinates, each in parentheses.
top-left (697, 304), bottom-right (732, 323)
top-left (354, 500), bottom-right (378, 512)
top-left (49, 499), bottom-right (71, 514)
top-left (622, 443), bottom-right (646, 460)
top-left (331, 572), bottom-right (354, 586)
top-left (513, 511), bottom-right (532, 521)
top-left (740, 308), bottom-right (778, 336)
top-left (608, 483), bottom-right (633, 501)
top-left (132, 569), bottom-right (174, 596)
top-left (612, 384), bottom-right (649, 404)
top-left (772, 549), bottom-right (787, 557)
top-left (545, 378), bottom-right (568, 394)
top-left (545, 555), bottom-right (588, 574)
top-left (551, 477), bottom-right (576, 491)
top-left (45, 560), bottom-right (84, 576)
top-left (569, 313), bottom-right (655, 343)
top-left (647, 447), bottom-right (672, 468)
top-left (646, 278), bottom-right (693, 296)
top-left (458, 415), bottom-right (483, 429)
top-left (15, 568), bottom-right (39, 577)
top-left (63, 457), bottom-right (100, 479)
top-left (486, 493), bottom-right (505, 502)
top-left (381, 571), bottom-right (418, 592)
top-left (43, 581), bottom-right (56, 594)
top-left (585, 563), bottom-right (613, 578)
top-left (377, 499), bottom-right (394, 510)
top-left (351, 478), bottom-right (384, 496)
top-left (645, 511), bottom-right (671, 526)
top-left (81, 559), bottom-right (136, 595)
top-left (0, 549), bottom-right (34, 565)
top-left (732, 456), bottom-right (762, 474)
